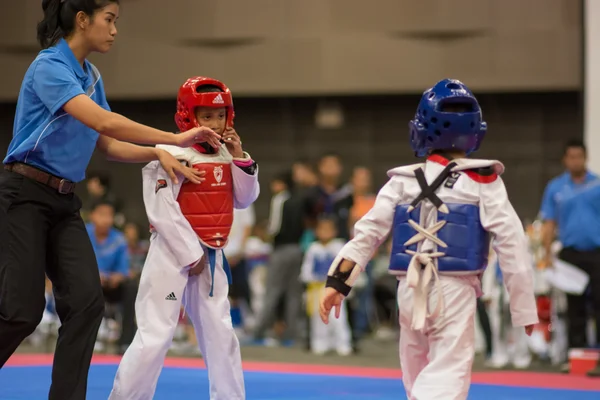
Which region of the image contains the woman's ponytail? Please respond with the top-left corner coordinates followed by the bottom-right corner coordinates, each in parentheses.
top-left (36, 0), bottom-right (119, 49)
top-left (36, 0), bottom-right (66, 49)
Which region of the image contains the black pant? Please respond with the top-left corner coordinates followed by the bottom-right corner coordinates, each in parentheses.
top-left (559, 247), bottom-right (600, 348)
top-left (476, 298), bottom-right (493, 357)
top-left (373, 280), bottom-right (397, 323)
top-left (0, 171), bottom-right (104, 400)
top-left (229, 259), bottom-right (251, 306)
top-left (117, 277), bottom-right (139, 348)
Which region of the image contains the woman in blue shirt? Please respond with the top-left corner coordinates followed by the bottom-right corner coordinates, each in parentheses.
top-left (0, 1), bottom-right (222, 398)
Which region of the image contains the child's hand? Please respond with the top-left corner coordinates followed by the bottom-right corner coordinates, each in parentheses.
top-left (525, 324), bottom-right (534, 336)
top-left (189, 254), bottom-right (206, 276)
top-left (156, 149), bottom-right (205, 185)
top-left (222, 127), bottom-right (244, 158)
top-left (319, 287), bottom-right (344, 324)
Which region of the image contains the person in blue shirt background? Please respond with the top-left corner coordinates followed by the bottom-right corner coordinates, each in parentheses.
top-left (0, 1), bottom-right (223, 398)
top-left (539, 139), bottom-right (600, 376)
top-left (87, 200), bottom-right (129, 306)
top-left (86, 200), bottom-right (130, 352)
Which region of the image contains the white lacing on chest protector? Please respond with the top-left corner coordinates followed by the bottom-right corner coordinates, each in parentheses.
top-left (404, 162), bottom-right (457, 331)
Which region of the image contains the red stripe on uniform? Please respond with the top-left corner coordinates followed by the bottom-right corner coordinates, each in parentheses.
top-left (427, 154), bottom-right (497, 184)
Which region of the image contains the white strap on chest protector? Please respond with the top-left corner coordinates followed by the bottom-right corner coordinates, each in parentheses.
top-left (404, 161), bottom-right (456, 332)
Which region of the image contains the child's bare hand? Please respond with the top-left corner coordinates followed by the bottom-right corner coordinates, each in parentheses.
top-left (222, 127), bottom-right (244, 158)
top-left (157, 149), bottom-right (205, 185)
top-left (319, 287), bottom-right (344, 324)
top-left (525, 324), bottom-right (534, 336)
top-left (189, 254), bottom-right (206, 276)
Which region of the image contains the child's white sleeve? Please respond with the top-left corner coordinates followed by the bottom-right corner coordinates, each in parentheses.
top-left (142, 161), bottom-right (204, 268)
top-left (479, 177), bottom-right (539, 327)
top-left (337, 178), bottom-right (401, 271)
top-left (231, 152), bottom-right (260, 209)
top-left (300, 245), bottom-right (316, 283)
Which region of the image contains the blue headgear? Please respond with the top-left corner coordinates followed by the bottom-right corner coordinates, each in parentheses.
top-left (409, 79), bottom-right (487, 158)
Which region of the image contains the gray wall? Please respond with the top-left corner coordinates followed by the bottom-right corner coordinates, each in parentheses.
top-left (0, 0), bottom-right (582, 100)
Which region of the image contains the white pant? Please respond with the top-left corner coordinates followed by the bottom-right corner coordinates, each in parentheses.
top-left (488, 285), bottom-right (531, 368)
top-left (398, 276), bottom-right (476, 400)
top-left (307, 285), bottom-right (352, 354)
top-left (248, 265), bottom-right (266, 317)
top-left (109, 245), bottom-right (244, 400)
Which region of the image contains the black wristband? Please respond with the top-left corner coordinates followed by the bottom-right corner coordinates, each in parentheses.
top-left (238, 162), bottom-right (257, 175)
top-left (326, 276), bottom-right (352, 297)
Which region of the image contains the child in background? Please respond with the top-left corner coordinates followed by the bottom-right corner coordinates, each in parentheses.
top-left (301, 216), bottom-right (352, 356)
top-left (244, 220), bottom-right (273, 321)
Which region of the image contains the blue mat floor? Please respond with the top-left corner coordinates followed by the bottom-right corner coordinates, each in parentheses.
top-left (1, 365), bottom-right (598, 399)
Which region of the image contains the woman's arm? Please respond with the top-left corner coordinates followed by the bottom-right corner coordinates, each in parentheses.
top-left (30, 58), bottom-right (220, 148)
top-left (97, 136), bottom-right (159, 163)
top-left (63, 95), bottom-right (221, 148)
top-left (96, 136), bottom-right (205, 184)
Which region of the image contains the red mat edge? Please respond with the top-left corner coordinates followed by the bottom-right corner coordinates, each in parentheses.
top-left (6, 354), bottom-right (600, 391)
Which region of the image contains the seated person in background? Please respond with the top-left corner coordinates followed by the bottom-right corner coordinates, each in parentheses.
top-left (123, 222), bottom-right (149, 281)
top-left (118, 222), bottom-right (150, 353)
top-left (86, 200), bottom-right (130, 351)
top-left (81, 171), bottom-right (124, 226)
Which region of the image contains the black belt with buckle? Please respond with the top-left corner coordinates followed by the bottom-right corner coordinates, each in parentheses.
top-left (4, 163), bottom-right (76, 194)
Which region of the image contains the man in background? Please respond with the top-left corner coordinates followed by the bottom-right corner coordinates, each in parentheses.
top-left (306, 153), bottom-right (353, 241)
top-left (539, 139), bottom-right (600, 376)
top-left (251, 171), bottom-right (307, 345)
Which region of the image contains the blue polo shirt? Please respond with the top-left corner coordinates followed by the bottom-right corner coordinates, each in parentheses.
top-left (539, 171), bottom-right (600, 251)
top-left (86, 223), bottom-right (130, 276)
top-left (4, 38), bottom-right (110, 182)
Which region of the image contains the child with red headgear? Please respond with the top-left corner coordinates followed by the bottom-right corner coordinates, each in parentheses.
top-left (109, 77), bottom-right (259, 400)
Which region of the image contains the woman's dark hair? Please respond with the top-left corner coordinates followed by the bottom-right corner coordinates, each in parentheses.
top-left (37, 0), bottom-right (119, 49)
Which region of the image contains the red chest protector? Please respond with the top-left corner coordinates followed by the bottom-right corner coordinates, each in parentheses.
top-left (177, 161), bottom-right (234, 249)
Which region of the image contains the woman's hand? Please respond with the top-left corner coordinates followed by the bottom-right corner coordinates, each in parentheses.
top-left (157, 149), bottom-right (205, 185)
top-left (177, 126), bottom-right (222, 149)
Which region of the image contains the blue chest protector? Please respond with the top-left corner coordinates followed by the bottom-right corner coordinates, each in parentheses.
top-left (389, 203), bottom-right (490, 274)
top-left (387, 161), bottom-right (491, 275)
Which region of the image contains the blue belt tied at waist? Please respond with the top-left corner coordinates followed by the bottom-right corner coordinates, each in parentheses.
top-left (207, 248), bottom-right (233, 297)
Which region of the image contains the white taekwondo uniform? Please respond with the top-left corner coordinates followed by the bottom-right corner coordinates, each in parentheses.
top-left (331, 154), bottom-right (538, 400)
top-left (110, 144), bottom-right (259, 400)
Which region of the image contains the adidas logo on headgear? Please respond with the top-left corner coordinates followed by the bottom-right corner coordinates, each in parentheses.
top-left (212, 94), bottom-right (224, 104)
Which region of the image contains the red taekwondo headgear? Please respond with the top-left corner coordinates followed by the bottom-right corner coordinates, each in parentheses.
top-left (174, 76), bottom-right (235, 153)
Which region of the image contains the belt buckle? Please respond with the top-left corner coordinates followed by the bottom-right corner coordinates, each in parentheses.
top-left (58, 179), bottom-right (71, 194)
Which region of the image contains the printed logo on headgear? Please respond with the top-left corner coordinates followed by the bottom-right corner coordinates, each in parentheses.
top-left (212, 94), bottom-right (224, 105)
top-left (155, 179), bottom-right (168, 193)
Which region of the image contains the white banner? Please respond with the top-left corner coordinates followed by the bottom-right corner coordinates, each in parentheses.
top-left (585, 0), bottom-right (600, 173)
